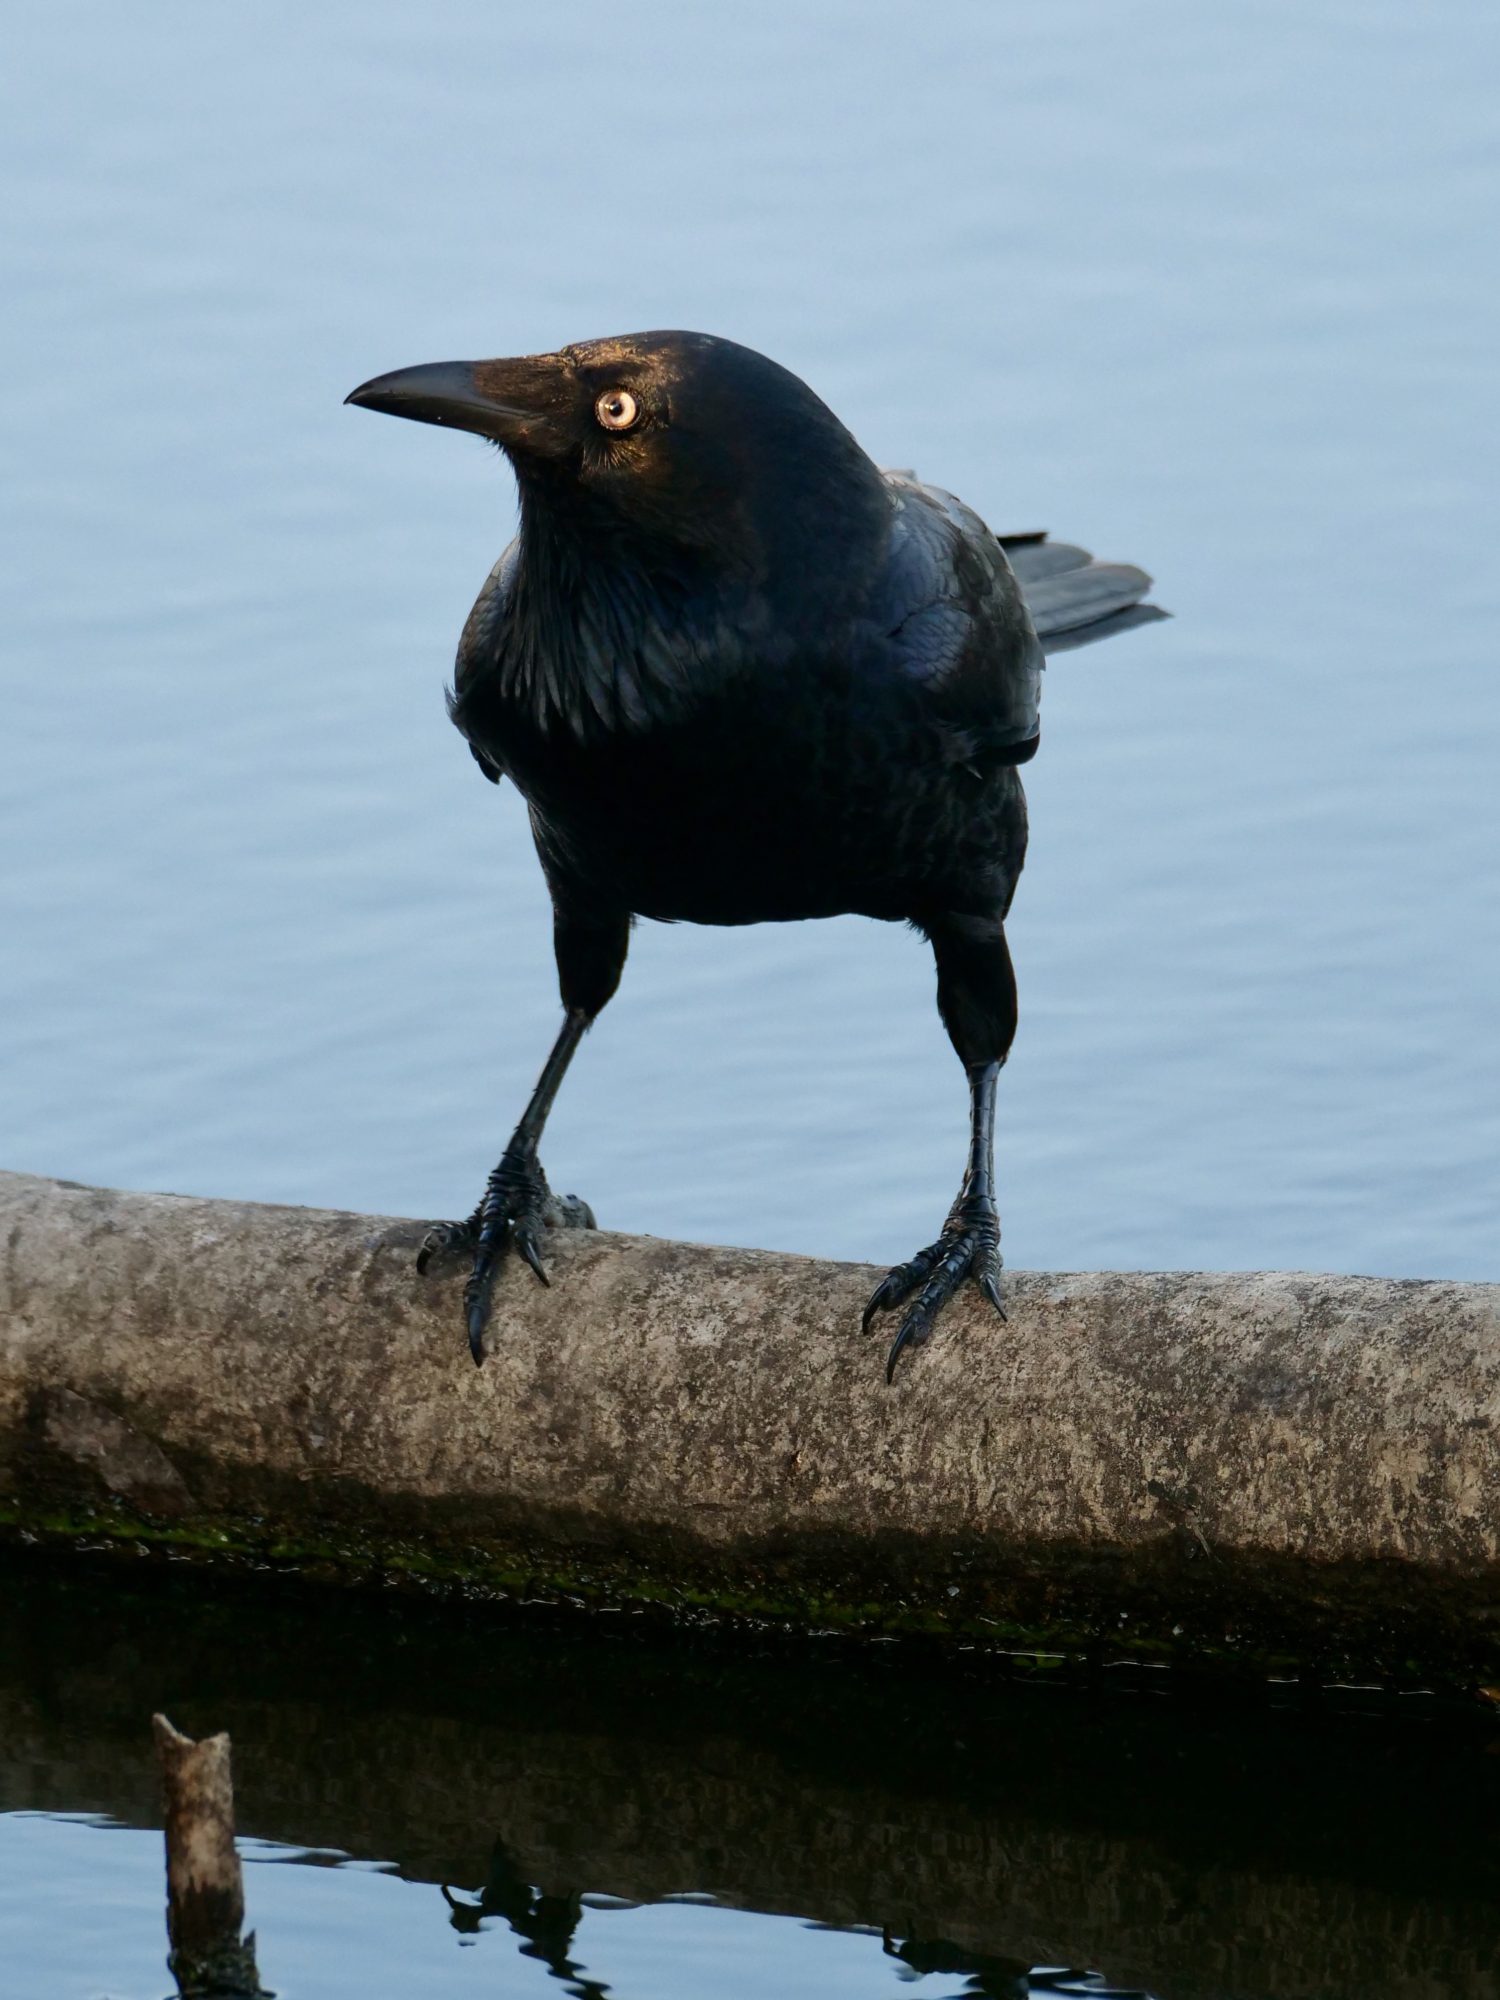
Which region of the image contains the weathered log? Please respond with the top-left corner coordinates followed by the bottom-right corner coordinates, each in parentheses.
top-left (152, 1715), bottom-right (263, 1997)
top-left (2, 1169), bottom-right (1498, 1685)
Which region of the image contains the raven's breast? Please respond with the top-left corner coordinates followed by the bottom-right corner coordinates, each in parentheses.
top-left (515, 725), bottom-right (890, 923)
top-left (487, 683), bottom-right (1027, 928)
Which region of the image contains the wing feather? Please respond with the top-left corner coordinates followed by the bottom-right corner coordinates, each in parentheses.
top-left (875, 473), bottom-right (1043, 756)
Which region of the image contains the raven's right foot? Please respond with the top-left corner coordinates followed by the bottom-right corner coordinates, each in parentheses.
top-left (418, 1151), bottom-right (595, 1364)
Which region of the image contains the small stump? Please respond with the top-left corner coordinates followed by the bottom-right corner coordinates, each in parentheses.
top-left (152, 1715), bottom-right (266, 1997)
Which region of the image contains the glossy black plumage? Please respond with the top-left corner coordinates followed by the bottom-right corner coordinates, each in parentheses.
top-left (347, 330), bottom-right (1162, 1374)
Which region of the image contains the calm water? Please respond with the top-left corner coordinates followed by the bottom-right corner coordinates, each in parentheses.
top-left (3, 1562), bottom-right (1498, 2000)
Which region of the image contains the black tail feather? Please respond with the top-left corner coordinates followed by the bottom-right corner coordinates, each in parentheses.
top-left (998, 532), bottom-right (1167, 651)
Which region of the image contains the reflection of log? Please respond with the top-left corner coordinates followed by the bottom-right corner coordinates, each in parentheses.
top-left (2, 1168), bottom-right (1499, 1684)
top-left (152, 1716), bottom-right (263, 1998)
top-left (5, 1562), bottom-right (1499, 2000)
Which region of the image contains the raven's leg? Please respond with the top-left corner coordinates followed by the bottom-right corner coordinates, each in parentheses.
top-left (420, 904), bottom-right (629, 1363)
top-left (863, 914), bottom-right (1016, 1381)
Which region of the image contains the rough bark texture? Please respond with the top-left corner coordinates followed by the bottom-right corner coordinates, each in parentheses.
top-left (152, 1715), bottom-right (262, 1997)
top-left (2, 1169), bottom-right (1498, 1683)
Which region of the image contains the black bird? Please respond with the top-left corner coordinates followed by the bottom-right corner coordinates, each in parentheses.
top-left (347, 332), bottom-right (1162, 1378)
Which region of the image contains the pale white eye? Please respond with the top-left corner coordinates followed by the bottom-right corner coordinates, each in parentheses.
top-left (595, 388), bottom-right (640, 432)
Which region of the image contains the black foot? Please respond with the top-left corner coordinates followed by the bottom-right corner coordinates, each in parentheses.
top-left (417, 1152), bottom-right (596, 1364)
top-left (862, 1188), bottom-right (1005, 1382)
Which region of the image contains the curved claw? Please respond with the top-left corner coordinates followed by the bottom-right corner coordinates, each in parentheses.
top-left (883, 1237), bottom-right (974, 1380)
top-left (861, 1246), bottom-right (942, 1334)
top-left (417, 1213), bottom-right (479, 1277)
top-left (465, 1278), bottom-right (495, 1365)
top-left (861, 1272), bottom-right (903, 1336)
top-left (978, 1267), bottom-right (1007, 1322)
top-left (464, 1191), bottom-right (524, 1363)
top-left (514, 1224), bottom-right (551, 1287)
top-left (866, 1194), bottom-right (1005, 1380)
top-left (431, 1146), bottom-right (586, 1364)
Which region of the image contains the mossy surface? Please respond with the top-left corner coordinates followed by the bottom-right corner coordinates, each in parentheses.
top-left (3, 1492), bottom-right (1496, 1701)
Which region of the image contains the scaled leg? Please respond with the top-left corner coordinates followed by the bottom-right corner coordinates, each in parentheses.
top-left (421, 903), bottom-right (629, 1362)
top-left (863, 915), bottom-right (1017, 1380)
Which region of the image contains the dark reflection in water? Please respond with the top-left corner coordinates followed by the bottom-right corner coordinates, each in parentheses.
top-left (880, 1930), bottom-right (1031, 1998)
top-left (432, 1844), bottom-right (1141, 2000)
top-left (2, 1552), bottom-right (1498, 1999)
top-left (876, 1932), bottom-right (1151, 2000)
top-left (443, 1840), bottom-right (611, 1998)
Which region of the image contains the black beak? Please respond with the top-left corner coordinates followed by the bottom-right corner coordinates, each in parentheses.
top-left (345, 355), bottom-right (570, 454)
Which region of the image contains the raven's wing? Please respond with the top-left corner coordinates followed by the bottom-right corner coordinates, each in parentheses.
top-left (997, 530), bottom-right (1166, 653)
top-left (873, 474), bottom-right (1043, 761)
top-left (451, 541), bottom-right (519, 782)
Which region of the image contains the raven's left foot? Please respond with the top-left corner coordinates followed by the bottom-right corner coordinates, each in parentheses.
top-left (862, 1187), bottom-right (1005, 1381)
top-left (417, 1150), bottom-right (595, 1364)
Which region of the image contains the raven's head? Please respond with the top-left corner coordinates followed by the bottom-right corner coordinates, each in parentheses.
top-left (347, 330), bottom-right (886, 596)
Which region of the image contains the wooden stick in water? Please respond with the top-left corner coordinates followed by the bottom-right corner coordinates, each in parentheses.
top-left (152, 1715), bottom-right (266, 1998)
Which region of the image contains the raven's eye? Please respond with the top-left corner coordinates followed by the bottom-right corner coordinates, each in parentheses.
top-left (595, 388), bottom-right (640, 433)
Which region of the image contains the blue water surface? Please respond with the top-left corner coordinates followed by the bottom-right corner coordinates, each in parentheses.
top-left (2, 0), bottom-right (1497, 1276)
top-left (0, 1818), bottom-right (1011, 2000)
